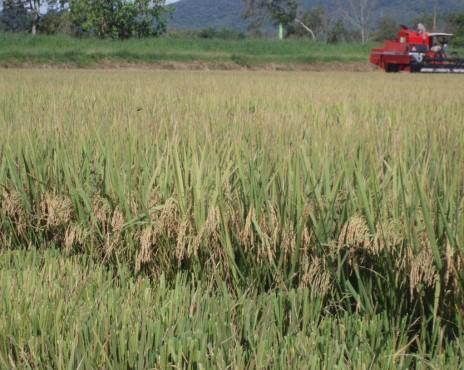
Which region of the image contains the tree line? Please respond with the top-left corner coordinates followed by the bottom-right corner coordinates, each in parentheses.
top-left (243, 0), bottom-right (464, 44)
top-left (0, 0), bottom-right (463, 45)
top-left (0, 0), bottom-right (168, 38)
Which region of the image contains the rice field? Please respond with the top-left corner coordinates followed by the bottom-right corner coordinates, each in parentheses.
top-left (0, 69), bottom-right (464, 368)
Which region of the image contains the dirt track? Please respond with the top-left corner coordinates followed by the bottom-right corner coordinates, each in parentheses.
top-left (0, 60), bottom-right (377, 72)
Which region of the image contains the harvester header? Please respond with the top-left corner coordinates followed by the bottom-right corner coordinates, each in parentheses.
top-left (370, 24), bottom-right (464, 73)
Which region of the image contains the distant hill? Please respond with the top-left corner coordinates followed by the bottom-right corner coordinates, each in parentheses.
top-left (168, 0), bottom-right (464, 32)
top-left (168, 0), bottom-right (248, 31)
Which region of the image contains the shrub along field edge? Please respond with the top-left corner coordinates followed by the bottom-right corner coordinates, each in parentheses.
top-left (1, 34), bottom-right (461, 70)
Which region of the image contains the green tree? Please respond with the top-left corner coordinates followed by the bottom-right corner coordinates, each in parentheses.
top-left (373, 16), bottom-right (398, 41)
top-left (327, 19), bottom-right (348, 44)
top-left (243, 0), bottom-right (298, 38)
top-left (0, 0), bottom-right (30, 32)
top-left (1, 0), bottom-right (65, 34)
top-left (336, 0), bottom-right (378, 44)
top-left (39, 9), bottom-right (72, 35)
top-left (447, 13), bottom-right (464, 46)
top-left (288, 6), bottom-right (328, 41)
top-left (267, 0), bottom-right (297, 26)
top-left (69, 0), bottom-right (168, 39)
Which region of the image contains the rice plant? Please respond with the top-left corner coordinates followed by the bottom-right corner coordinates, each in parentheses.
top-left (0, 70), bottom-right (463, 367)
top-left (1, 249), bottom-right (463, 369)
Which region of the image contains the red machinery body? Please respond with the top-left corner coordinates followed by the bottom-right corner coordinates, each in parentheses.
top-left (370, 25), bottom-right (464, 73)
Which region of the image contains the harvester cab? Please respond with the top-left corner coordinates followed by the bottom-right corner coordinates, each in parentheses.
top-left (370, 24), bottom-right (464, 73)
top-left (429, 33), bottom-right (451, 53)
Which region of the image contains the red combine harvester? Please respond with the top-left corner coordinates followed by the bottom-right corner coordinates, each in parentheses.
top-left (370, 24), bottom-right (464, 73)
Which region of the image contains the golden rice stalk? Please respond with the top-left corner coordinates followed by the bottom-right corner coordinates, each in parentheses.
top-left (444, 238), bottom-right (453, 286)
top-left (64, 226), bottom-right (76, 253)
top-left (222, 178), bottom-right (232, 200)
top-left (111, 207), bottom-right (124, 233)
top-left (408, 236), bottom-right (438, 295)
top-left (103, 233), bottom-right (115, 260)
top-left (92, 196), bottom-right (112, 231)
top-left (204, 206), bottom-right (220, 237)
top-left (300, 256), bottom-right (331, 295)
top-left (240, 207), bottom-right (255, 250)
top-left (190, 206), bottom-right (220, 257)
top-left (338, 215), bottom-right (373, 266)
top-left (129, 195), bottom-right (139, 217)
top-left (258, 202), bottom-right (279, 246)
top-left (302, 201), bottom-right (315, 220)
top-left (0, 230), bottom-right (10, 248)
top-left (136, 226), bottom-right (154, 272)
top-left (175, 220), bottom-right (189, 262)
top-left (230, 207), bottom-right (242, 239)
top-left (443, 238), bottom-right (463, 289)
top-left (338, 215), bottom-right (371, 250)
top-left (302, 226), bottom-right (313, 254)
top-left (40, 192), bottom-right (73, 231)
top-left (156, 198), bottom-right (179, 237)
top-left (255, 237), bottom-right (273, 264)
top-left (282, 225), bottom-right (296, 257)
top-left (1, 189), bottom-right (27, 235)
top-left (64, 224), bottom-right (87, 254)
top-left (147, 191), bottom-right (161, 221)
top-left (102, 207), bottom-right (125, 260)
top-left (373, 219), bottom-right (403, 255)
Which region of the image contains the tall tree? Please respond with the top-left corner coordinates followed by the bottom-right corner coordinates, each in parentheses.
top-left (447, 12), bottom-right (464, 46)
top-left (295, 6), bottom-right (328, 41)
top-left (69, 0), bottom-right (168, 39)
top-left (0, 0), bottom-right (30, 32)
top-left (336, 0), bottom-right (378, 43)
top-left (432, 0), bottom-right (438, 31)
top-left (373, 15), bottom-right (398, 41)
top-left (242, 0), bottom-right (267, 35)
top-left (243, 0), bottom-right (298, 38)
top-left (25, 0), bottom-right (41, 34)
top-left (3, 0), bottom-right (66, 34)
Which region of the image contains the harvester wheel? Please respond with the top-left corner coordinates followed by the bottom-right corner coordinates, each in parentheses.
top-left (386, 64), bottom-right (400, 73)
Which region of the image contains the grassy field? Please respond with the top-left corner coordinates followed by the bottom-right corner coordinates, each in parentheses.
top-left (0, 34), bottom-right (461, 69)
top-left (0, 33), bottom-right (371, 67)
top-left (1, 69), bottom-right (464, 368)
